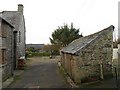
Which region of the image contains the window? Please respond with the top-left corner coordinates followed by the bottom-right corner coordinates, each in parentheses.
top-left (1, 49), bottom-right (6, 64)
top-left (19, 31), bottom-right (21, 43)
top-left (1, 22), bottom-right (7, 38)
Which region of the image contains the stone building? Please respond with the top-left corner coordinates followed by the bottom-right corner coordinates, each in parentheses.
top-left (0, 17), bottom-right (14, 82)
top-left (60, 25), bottom-right (114, 84)
top-left (1, 4), bottom-right (26, 69)
top-left (0, 4), bottom-right (26, 86)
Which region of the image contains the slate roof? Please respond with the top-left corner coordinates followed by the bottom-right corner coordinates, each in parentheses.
top-left (0, 17), bottom-right (14, 28)
top-left (61, 25), bottom-right (114, 54)
top-left (1, 11), bottom-right (23, 31)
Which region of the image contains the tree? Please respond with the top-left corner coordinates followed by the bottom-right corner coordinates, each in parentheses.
top-left (50, 23), bottom-right (83, 47)
top-left (27, 47), bottom-right (35, 52)
top-left (42, 44), bottom-right (61, 55)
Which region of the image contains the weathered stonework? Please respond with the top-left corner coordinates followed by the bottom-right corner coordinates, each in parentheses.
top-left (0, 17), bottom-right (14, 82)
top-left (61, 25), bottom-right (114, 84)
top-left (0, 4), bottom-right (26, 85)
top-left (1, 4), bottom-right (26, 69)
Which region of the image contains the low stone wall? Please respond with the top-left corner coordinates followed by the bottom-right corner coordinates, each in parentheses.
top-left (2, 63), bottom-right (13, 82)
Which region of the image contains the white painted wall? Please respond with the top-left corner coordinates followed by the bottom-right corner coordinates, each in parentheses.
top-left (112, 48), bottom-right (118, 67)
top-left (113, 48), bottom-right (118, 60)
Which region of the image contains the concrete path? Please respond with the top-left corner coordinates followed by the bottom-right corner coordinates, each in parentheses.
top-left (8, 56), bottom-right (69, 88)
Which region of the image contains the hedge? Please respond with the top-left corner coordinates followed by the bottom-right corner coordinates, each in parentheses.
top-left (26, 52), bottom-right (51, 57)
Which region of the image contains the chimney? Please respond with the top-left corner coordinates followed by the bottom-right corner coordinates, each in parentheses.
top-left (18, 4), bottom-right (24, 14)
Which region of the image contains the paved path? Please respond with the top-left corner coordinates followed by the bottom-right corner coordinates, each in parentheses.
top-left (8, 56), bottom-right (69, 88)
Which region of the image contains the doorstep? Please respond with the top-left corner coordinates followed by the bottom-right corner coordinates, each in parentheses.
top-left (2, 70), bottom-right (24, 88)
top-left (2, 77), bottom-right (14, 88)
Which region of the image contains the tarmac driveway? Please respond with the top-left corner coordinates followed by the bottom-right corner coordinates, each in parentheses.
top-left (8, 56), bottom-right (69, 88)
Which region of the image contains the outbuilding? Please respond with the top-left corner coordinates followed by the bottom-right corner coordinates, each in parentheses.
top-left (60, 25), bottom-right (114, 84)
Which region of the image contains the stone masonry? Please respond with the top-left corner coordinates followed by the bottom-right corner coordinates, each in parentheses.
top-left (61, 25), bottom-right (114, 84)
top-left (1, 4), bottom-right (26, 69)
top-left (0, 17), bottom-right (14, 82)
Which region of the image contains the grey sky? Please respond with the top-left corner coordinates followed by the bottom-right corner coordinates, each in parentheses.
top-left (0, 0), bottom-right (119, 44)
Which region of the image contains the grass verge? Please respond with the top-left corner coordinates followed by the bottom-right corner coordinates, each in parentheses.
top-left (58, 64), bottom-right (70, 87)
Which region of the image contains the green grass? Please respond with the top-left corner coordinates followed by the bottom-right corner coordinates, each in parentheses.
top-left (14, 75), bottom-right (21, 81)
top-left (58, 64), bottom-right (70, 86)
top-left (8, 75), bottom-right (21, 87)
top-left (26, 52), bottom-right (51, 57)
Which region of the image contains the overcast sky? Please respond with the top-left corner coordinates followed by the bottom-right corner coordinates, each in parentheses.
top-left (0, 0), bottom-right (119, 44)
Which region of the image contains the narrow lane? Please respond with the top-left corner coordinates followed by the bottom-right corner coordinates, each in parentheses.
top-left (8, 56), bottom-right (69, 88)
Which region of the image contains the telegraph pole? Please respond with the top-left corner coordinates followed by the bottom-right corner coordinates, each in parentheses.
top-left (118, 1), bottom-right (120, 89)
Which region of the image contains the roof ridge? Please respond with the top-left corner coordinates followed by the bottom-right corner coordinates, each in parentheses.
top-left (74, 26), bottom-right (114, 54)
top-left (61, 25), bottom-right (114, 54)
top-left (0, 17), bottom-right (14, 28)
top-left (73, 35), bottom-right (98, 54)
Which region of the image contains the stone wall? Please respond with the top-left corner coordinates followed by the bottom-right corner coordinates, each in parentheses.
top-left (61, 28), bottom-right (113, 84)
top-left (0, 19), bottom-right (14, 81)
top-left (76, 29), bottom-right (113, 82)
top-left (17, 14), bottom-right (26, 59)
top-left (2, 11), bottom-right (26, 67)
top-left (0, 18), bottom-right (2, 89)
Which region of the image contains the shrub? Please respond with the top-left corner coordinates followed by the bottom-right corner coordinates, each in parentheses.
top-left (26, 52), bottom-right (51, 57)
